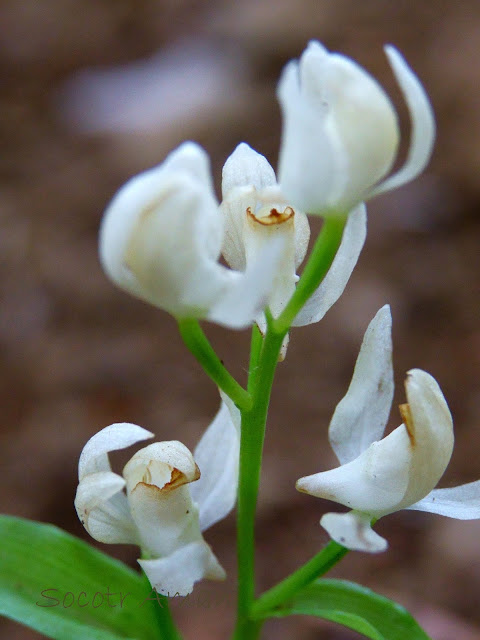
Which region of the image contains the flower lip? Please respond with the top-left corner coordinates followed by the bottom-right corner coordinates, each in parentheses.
top-left (247, 205), bottom-right (295, 226)
top-left (138, 462), bottom-right (201, 493)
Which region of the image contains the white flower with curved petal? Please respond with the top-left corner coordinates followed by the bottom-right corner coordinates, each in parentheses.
top-left (220, 143), bottom-right (367, 354)
top-left (75, 399), bottom-right (239, 596)
top-left (296, 305), bottom-right (480, 552)
top-left (100, 142), bottom-right (284, 329)
top-left (277, 41), bottom-right (435, 216)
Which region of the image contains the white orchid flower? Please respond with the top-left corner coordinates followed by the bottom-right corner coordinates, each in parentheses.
top-left (75, 398), bottom-right (240, 596)
top-left (277, 41), bottom-right (435, 216)
top-left (100, 142), bottom-right (284, 329)
top-left (220, 143), bottom-right (367, 353)
top-left (296, 305), bottom-right (480, 552)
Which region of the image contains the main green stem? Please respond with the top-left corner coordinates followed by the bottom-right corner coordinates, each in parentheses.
top-left (233, 322), bottom-right (287, 640)
top-left (232, 216), bottom-right (347, 639)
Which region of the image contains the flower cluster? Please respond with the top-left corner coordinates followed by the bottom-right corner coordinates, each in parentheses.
top-left (99, 42), bottom-right (433, 332)
top-left (76, 41), bottom-right (480, 599)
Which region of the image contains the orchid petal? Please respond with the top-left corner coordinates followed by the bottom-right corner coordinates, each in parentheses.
top-left (163, 141), bottom-right (215, 193)
top-left (298, 369), bottom-right (455, 519)
top-left (190, 401), bottom-right (240, 531)
top-left (206, 233), bottom-right (285, 328)
top-left (220, 185), bottom-right (253, 271)
top-left (321, 511), bottom-right (387, 553)
top-left (277, 54), bottom-right (335, 215)
top-left (78, 423), bottom-right (154, 481)
top-left (139, 540), bottom-right (225, 597)
top-left (297, 423), bottom-right (411, 515)
top-left (292, 204), bottom-right (367, 327)
top-left (399, 369), bottom-right (454, 509)
top-left (278, 41), bottom-right (399, 214)
top-left (371, 47), bottom-right (436, 197)
top-left (123, 441), bottom-right (204, 558)
top-left (328, 305), bottom-right (394, 464)
top-left (222, 143), bottom-right (276, 198)
top-left (74, 471), bottom-right (138, 544)
top-left (128, 482), bottom-right (204, 559)
top-left (221, 144), bottom-right (276, 271)
top-left (408, 480), bottom-right (480, 519)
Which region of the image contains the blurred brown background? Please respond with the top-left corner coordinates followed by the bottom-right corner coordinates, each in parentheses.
top-left (1, 1), bottom-right (480, 639)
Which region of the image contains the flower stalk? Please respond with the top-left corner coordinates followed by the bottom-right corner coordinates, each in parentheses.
top-left (178, 318), bottom-right (252, 411)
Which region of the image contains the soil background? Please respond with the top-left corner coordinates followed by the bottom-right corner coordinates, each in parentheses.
top-left (1, 1), bottom-right (480, 639)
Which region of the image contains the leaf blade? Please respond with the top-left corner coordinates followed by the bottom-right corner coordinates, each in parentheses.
top-left (262, 578), bottom-right (431, 640)
top-left (0, 515), bottom-right (160, 640)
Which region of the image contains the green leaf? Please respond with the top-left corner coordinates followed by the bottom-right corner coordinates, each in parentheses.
top-left (0, 515), bottom-right (162, 640)
top-left (261, 578), bottom-right (432, 640)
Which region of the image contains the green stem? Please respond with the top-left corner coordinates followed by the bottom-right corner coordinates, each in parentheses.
top-left (275, 216), bottom-right (346, 333)
top-left (231, 217), bottom-right (348, 638)
top-left (233, 322), bottom-right (287, 640)
top-left (248, 324), bottom-right (263, 393)
top-left (251, 541), bottom-right (348, 619)
top-left (178, 318), bottom-right (252, 411)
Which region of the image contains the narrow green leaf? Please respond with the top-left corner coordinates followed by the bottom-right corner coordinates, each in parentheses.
top-left (261, 578), bottom-right (431, 640)
top-left (0, 515), bottom-right (161, 640)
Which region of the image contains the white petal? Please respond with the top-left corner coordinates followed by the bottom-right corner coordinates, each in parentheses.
top-left (408, 480), bottom-right (480, 519)
top-left (128, 482), bottom-right (204, 558)
top-left (246, 209), bottom-right (298, 319)
top-left (78, 423), bottom-right (154, 481)
top-left (309, 46), bottom-right (399, 210)
top-left (75, 471), bottom-right (138, 544)
top-left (217, 388), bottom-right (242, 433)
top-left (101, 168), bottom-right (220, 315)
top-left (328, 305), bottom-right (394, 465)
top-left (321, 511), bottom-right (387, 553)
top-left (123, 441), bottom-right (203, 558)
top-left (163, 141), bottom-right (214, 193)
top-left (220, 185), bottom-right (254, 271)
top-left (207, 233), bottom-right (285, 328)
top-left (292, 204), bottom-right (367, 327)
top-left (221, 145), bottom-right (279, 272)
top-left (221, 143), bottom-right (276, 198)
top-left (278, 41), bottom-right (399, 215)
top-left (371, 47), bottom-right (436, 197)
top-left (293, 209), bottom-right (310, 269)
top-left (139, 540), bottom-right (225, 597)
top-left (297, 423), bottom-right (411, 515)
top-left (399, 369), bottom-right (454, 508)
top-left (277, 57), bottom-right (335, 215)
top-left (190, 401), bottom-right (240, 531)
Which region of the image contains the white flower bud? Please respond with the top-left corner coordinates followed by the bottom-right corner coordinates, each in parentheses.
top-left (278, 42), bottom-right (435, 215)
